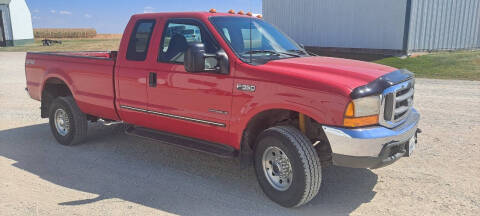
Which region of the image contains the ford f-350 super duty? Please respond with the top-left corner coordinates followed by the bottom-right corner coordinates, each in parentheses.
top-left (25, 11), bottom-right (420, 207)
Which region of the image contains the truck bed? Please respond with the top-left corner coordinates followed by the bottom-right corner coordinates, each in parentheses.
top-left (25, 51), bottom-right (120, 120)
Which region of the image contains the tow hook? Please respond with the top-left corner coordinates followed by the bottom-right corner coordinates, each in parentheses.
top-left (415, 128), bottom-right (422, 144)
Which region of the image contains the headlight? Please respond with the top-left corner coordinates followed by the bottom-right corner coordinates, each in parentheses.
top-left (343, 95), bottom-right (381, 127)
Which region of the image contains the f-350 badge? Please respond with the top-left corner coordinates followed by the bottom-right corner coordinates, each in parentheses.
top-left (236, 84), bottom-right (256, 92)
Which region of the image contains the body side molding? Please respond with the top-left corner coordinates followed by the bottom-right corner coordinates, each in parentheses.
top-left (120, 105), bottom-right (226, 127)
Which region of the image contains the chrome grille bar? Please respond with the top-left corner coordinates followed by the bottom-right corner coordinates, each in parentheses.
top-left (394, 106), bottom-right (409, 115)
top-left (395, 88), bottom-right (414, 102)
top-left (379, 79), bottom-right (415, 128)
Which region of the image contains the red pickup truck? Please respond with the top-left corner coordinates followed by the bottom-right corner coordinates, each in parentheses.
top-left (25, 11), bottom-right (420, 207)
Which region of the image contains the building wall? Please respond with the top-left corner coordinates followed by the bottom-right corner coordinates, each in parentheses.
top-left (9, 0), bottom-right (33, 41)
top-left (263, 0), bottom-right (408, 50)
top-left (407, 0), bottom-right (480, 52)
top-left (0, 4), bottom-right (13, 41)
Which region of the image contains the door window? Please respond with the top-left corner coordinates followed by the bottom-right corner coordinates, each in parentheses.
top-left (126, 20), bottom-right (156, 61)
top-left (158, 21), bottom-right (218, 64)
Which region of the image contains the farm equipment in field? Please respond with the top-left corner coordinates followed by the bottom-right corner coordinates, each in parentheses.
top-left (42, 39), bottom-right (62, 46)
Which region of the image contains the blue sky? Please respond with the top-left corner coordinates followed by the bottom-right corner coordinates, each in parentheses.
top-left (26, 0), bottom-right (262, 33)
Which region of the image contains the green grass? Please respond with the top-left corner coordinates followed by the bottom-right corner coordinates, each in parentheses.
top-left (0, 38), bottom-right (120, 52)
top-left (374, 51), bottom-right (480, 81)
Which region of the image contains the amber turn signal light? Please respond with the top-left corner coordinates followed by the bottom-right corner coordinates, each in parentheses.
top-left (343, 101), bottom-right (379, 127)
top-left (344, 102), bottom-right (355, 117)
top-left (343, 115), bottom-right (379, 128)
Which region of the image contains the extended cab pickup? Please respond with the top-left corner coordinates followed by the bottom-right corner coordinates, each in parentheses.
top-left (25, 11), bottom-right (420, 207)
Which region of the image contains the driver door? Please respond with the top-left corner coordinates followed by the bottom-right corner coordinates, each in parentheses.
top-left (147, 19), bottom-right (234, 145)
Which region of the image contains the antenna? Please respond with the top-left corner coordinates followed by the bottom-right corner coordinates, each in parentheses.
top-left (249, 0), bottom-right (253, 63)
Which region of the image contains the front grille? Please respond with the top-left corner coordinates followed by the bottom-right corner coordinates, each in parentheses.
top-left (381, 79), bottom-right (414, 127)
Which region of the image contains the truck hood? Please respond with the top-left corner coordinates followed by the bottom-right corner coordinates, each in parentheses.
top-left (261, 56), bottom-right (397, 93)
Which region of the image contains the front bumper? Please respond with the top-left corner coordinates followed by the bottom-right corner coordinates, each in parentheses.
top-left (322, 108), bottom-right (420, 169)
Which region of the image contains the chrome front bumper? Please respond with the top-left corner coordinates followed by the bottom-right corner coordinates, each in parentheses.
top-left (322, 108), bottom-right (420, 169)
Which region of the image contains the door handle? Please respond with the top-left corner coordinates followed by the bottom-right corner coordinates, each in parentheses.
top-left (149, 72), bottom-right (157, 87)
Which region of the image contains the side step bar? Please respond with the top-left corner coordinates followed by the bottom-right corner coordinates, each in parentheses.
top-left (125, 126), bottom-right (238, 158)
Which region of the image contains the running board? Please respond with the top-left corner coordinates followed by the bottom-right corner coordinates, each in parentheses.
top-left (125, 126), bottom-right (237, 158)
top-left (99, 119), bottom-right (123, 126)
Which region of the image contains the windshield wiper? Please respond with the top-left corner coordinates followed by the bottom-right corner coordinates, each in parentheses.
top-left (243, 50), bottom-right (301, 58)
top-left (287, 49), bottom-right (310, 56)
top-left (277, 51), bottom-right (301, 57)
top-left (243, 50), bottom-right (280, 56)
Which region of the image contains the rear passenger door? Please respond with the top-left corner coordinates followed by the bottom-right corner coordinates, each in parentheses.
top-left (116, 19), bottom-right (157, 126)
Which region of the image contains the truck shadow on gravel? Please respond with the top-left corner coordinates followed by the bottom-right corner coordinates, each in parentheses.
top-left (0, 123), bottom-right (378, 215)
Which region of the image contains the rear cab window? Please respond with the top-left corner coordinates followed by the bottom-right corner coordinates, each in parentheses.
top-left (126, 19), bottom-right (156, 61)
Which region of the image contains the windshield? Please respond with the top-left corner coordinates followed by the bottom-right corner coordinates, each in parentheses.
top-left (210, 17), bottom-right (307, 64)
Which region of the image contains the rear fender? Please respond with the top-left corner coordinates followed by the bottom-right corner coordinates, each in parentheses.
top-left (41, 68), bottom-right (76, 100)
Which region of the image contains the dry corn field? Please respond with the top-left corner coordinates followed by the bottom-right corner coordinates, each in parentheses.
top-left (93, 34), bottom-right (123, 39)
top-left (34, 28), bottom-right (97, 39)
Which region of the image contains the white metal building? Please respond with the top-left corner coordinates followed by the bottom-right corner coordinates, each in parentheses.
top-left (263, 0), bottom-right (480, 54)
top-left (0, 0), bottom-right (34, 47)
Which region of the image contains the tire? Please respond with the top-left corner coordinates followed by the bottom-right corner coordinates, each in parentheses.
top-left (48, 96), bottom-right (88, 145)
top-left (254, 126), bottom-right (322, 207)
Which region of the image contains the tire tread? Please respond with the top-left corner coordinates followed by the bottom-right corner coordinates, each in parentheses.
top-left (263, 126), bottom-right (322, 207)
top-left (50, 96), bottom-right (87, 145)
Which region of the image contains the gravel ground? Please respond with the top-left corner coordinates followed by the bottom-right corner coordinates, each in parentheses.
top-left (0, 52), bottom-right (479, 215)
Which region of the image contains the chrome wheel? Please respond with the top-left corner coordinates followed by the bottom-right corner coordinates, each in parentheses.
top-left (262, 146), bottom-right (293, 191)
top-left (54, 108), bottom-right (70, 136)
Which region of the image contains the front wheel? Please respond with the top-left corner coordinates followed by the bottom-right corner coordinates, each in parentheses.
top-left (254, 126), bottom-right (322, 207)
top-left (48, 96), bottom-right (87, 145)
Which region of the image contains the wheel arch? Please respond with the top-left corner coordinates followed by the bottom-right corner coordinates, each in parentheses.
top-left (238, 106), bottom-right (333, 168)
top-left (41, 77), bottom-right (74, 118)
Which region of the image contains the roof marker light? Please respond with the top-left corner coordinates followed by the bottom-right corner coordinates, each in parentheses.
top-left (238, 10), bottom-right (245, 15)
top-left (228, 9), bottom-right (235, 14)
top-left (209, 9), bottom-right (217, 13)
top-left (247, 12), bottom-right (253, 16)
top-left (256, 15), bottom-right (263, 18)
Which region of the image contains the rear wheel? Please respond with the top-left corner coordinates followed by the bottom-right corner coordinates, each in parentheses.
top-left (48, 96), bottom-right (87, 145)
top-left (254, 126), bottom-right (322, 207)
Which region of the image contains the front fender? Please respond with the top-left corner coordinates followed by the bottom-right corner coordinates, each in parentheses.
top-left (241, 103), bottom-right (327, 129)
top-left (229, 85), bottom-right (350, 148)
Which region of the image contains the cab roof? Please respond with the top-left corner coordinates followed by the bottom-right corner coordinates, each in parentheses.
top-left (131, 11), bottom-right (260, 20)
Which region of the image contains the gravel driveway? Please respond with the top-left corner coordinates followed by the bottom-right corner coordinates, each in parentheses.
top-left (1, 52), bottom-right (479, 215)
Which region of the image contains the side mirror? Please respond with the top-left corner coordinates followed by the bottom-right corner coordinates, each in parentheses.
top-left (184, 43), bottom-right (230, 74)
top-left (216, 49), bottom-right (230, 75)
top-left (184, 43), bottom-right (206, 73)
